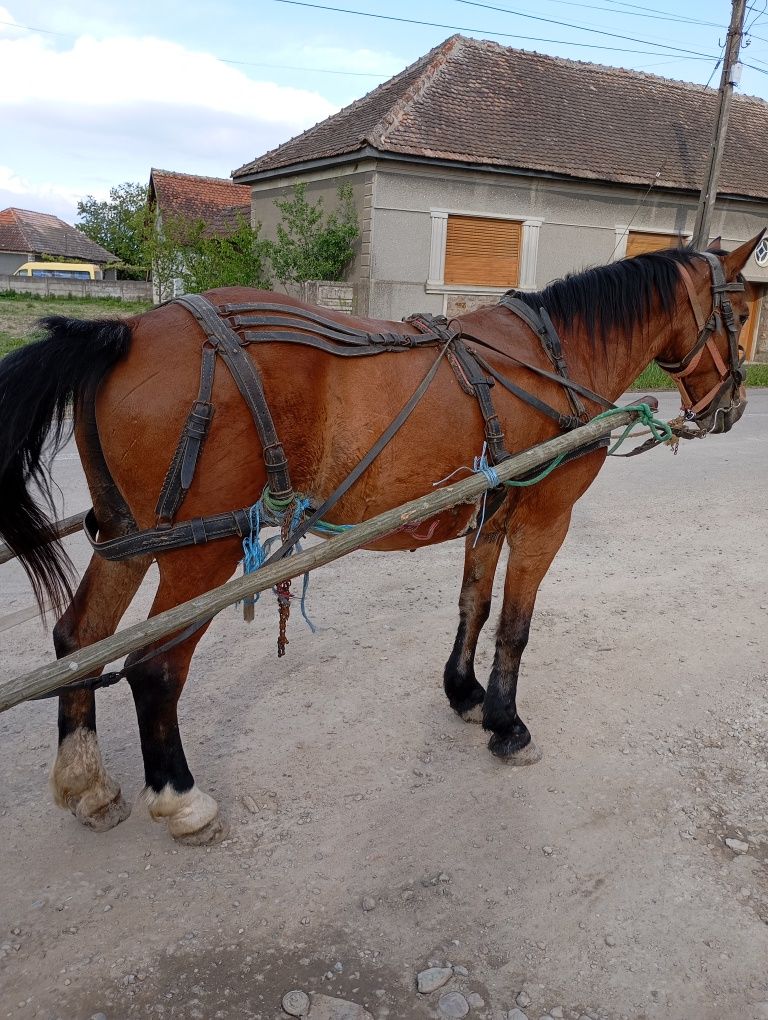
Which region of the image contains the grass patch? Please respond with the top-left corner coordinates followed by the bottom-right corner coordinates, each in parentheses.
top-left (630, 361), bottom-right (768, 390)
top-left (0, 292), bottom-right (152, 358)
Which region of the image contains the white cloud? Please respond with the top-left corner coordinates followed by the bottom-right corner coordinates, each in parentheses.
top-left (0, 11), bottom-right (340, 220)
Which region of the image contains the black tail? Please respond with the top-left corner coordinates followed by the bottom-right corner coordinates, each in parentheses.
top-left (0, 316), bottom-right (132, 613)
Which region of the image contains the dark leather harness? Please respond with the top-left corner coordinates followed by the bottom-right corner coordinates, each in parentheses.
top-left (84, 294), bottom-right (610, 563)
top-left (84, 252), bottom-right (745, 563)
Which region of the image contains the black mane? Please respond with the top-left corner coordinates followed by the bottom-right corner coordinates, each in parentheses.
top-left (508, 246), bottom-right (706, 345)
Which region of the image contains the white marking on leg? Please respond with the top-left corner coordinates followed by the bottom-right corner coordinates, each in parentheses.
top-left (51, 728), bottom-right (118, 812)
top-left (461, 703), bottom-right (484, 724)
top-left (142, 783), bottom-right (219, 838)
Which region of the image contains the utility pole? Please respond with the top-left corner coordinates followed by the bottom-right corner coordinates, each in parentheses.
top-left (692, 0), bottom-right (747, 250)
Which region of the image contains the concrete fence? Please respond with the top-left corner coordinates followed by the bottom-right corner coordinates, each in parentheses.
top-left (0, 275), bottom-right (152, 301)
top-left (277, 280), bottom-right (356, 314)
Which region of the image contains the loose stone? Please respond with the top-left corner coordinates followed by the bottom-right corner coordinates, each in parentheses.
top-left (452, 965), bottom-right (469, 977)
top-left (467, 991), bottom-right (485, 1008)
top-left (516, 991), bottom-right (532, 1008)
top-left (550, 1009), bottom-right (564, 1018)
top-left (305, 994), bottom-right (373, 1019)
top-left (605, 934), bottom-right (617, 947)
top-left (437, 991), bottom-right (469, 1018)
top-left (242, 795), bottom-right (258, 815)
top-left (361, 897), bottom-right (376, 912)
top-left (90, 1014), bottom-right (108, 1020)
top-left (725, 837), bottom-right (749, 853)
top-left (507, 1010), bottom-right (529, 1020)
top-left (282, 989), bottom-right (310, 1017)
top-left (417, 967), bottom-right (453, 994)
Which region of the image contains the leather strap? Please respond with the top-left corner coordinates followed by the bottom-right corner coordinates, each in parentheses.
top-left (175, 294), bottom-right (293, 501)
top-left (155, 343), bottom-right (217, 524)
top-left (263, 341), bottom-right (454, 565)
top-left (498, 296), bottom-right (589, 420)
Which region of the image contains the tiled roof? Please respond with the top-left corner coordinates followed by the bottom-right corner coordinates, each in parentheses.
top-left (149, 169), bottom-right (252, 235)
top-left (0, 208), bottom-right (116, 262)
top-left (233, 35), bottom-right (768, 200)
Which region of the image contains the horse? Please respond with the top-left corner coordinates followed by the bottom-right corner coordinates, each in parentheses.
top-left (0, 235), bottom-right (758, 845)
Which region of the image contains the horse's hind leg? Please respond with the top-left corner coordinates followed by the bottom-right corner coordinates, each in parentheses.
top-left (51, 553), bottom-right (151, 830)
top-left (126, 545), bottom-right (241, 845)
top-left (444, 526), bottom-right (505, 721)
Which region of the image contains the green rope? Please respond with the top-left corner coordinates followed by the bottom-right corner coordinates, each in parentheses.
top-left (593, 402), bottom-right (673, 455)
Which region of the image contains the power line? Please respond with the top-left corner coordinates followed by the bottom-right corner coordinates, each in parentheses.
top-left (513, 0), bottom-right (723, 28)
top-left (270, 0), bottom-right (720, 60)
top-left (597, 0), bottom-right (720, 25)
top-left (451, 0), bottom-right (720, 51)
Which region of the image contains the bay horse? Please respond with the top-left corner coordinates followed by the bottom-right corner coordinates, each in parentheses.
top-left (0, 236), bottom-right (758, 845)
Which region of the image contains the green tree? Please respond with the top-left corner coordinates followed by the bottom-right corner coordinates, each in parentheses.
top-left (180, 214), bottom-right (271, 294)
top-left (144, 211), bottom-right (271, 300)
top-left (268, 183), bottom-right (359, 287)
top-left (76, 181), bottom-right (148, 275)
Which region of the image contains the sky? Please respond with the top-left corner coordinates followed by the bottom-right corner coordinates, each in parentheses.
top-left (2, 0), bottom-right (768, 224)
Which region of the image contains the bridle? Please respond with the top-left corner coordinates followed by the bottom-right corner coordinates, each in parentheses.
top-left (656, 251), bottom-right (747, 434)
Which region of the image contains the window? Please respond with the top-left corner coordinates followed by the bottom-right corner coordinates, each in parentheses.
top-left (624, 231), bottom-right (681, 258)
top-left (428, 210), bottom-right (540, 292)
top-left (444, 215), bottom-right (522, 288)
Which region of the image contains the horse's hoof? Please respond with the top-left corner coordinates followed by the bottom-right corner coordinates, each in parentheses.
top-left (173, 813), bottom-right (230, 846)
top-left (76, 790), bottom-right (132, 832)
top-left (488, 734), bottom-right (542, 765)
top-left (460, 703), bottom-right (484, 724)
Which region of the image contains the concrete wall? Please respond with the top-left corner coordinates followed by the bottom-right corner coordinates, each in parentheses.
top-left (366, 162), bottom-right (768, 324)
top-left (0, 252), bottom-right (27, 274)
top-left (0, 275), bottom-right (152, 300)
top-left (248, 165), bottom-right (374, 293)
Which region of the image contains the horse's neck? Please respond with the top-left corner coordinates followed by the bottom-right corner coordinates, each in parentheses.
top-left (567, 315), bottom-right (672, 404)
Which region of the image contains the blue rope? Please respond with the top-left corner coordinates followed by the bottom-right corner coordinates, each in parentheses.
top-left (240, 492), bottom-right (316, 633)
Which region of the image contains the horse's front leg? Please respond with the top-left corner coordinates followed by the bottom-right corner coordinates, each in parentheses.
top-left (444, 525), bottom-right (505, 721)
top-left (483, 508), bottom-right (573, 763)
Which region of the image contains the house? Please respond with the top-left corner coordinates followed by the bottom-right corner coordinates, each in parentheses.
top-left (148, 169), bottom-right (251, 237)
top-left (233, 35), bottom-right (768, 361)
top-left (147, 169), bottom-right (253, 299)
top-left (0, 208), bottom-right (116, 276)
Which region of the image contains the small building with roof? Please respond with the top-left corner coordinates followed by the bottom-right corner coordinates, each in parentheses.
top-left (148, 169), bottom-right (252, 237)
top-left (0, 208), bottom-right (116, 276)
top-left (233, 35), bottom-right (768, 360)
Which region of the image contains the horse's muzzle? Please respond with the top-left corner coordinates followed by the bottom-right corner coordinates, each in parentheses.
top-left (707, 384), bottom-right (747, 434)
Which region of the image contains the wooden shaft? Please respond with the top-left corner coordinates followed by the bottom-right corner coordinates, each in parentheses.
top-left (0, 410), bottom-right (638, 712)
top-left (0, 511), bottom-right (87, 566)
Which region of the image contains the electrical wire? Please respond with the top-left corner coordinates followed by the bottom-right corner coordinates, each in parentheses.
top-left (270, 0), bottom-right (721, 61)
top-left (451, 0), bottom-right (720, 53)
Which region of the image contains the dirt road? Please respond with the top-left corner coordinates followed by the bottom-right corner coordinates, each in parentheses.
top-left (1, 393), bottom-right (766, 1020)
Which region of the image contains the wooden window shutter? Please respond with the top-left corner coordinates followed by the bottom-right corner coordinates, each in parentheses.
top-left (444, 215), bottom-right (521, 287)
top-left (625, 231), bottom-right (680, 258)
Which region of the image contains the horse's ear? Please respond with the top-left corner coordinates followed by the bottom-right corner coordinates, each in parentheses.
top-left (722, 229), bottom-right (766, 277)
top-left (707, 236), bottom-right (722, 251)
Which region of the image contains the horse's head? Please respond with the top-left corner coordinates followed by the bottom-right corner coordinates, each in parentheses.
top-left (656, 231), bottom-right (764, 435)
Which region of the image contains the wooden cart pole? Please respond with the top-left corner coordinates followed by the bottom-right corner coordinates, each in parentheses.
top-left (0, 409), bottom-right (640, 712)
top-left (0, 511), bottom-right (87, 566)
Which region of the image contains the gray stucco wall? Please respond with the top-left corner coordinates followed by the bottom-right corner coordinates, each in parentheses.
top-left (367, 162), bottom-right (768, 321)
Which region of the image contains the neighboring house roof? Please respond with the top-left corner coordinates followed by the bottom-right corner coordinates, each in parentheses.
top-left (149, 169), bottom-right (252, 236)
top-left (0, 207), bottom-right (116, 262)
top-left (233, 35), bottom-right (768, 201)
